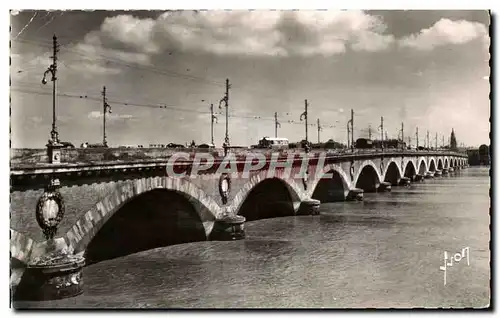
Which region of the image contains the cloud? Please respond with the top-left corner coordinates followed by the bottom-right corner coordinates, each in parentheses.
top-left (68, 62), bottom-right (122, 76)
top-left (30, 116), bottom-right (43, 125)
top-left (61, 17), bottom-right (158, 74)
top-left (74, 39), bottom-right (152, 65)
top-left (78, 10), bottom-right (395, 59)
top-left (87, 111), bottom-right (133, 120)
top-left (11, 52), bottom-right (51, 70)
top-left (96, 15), bottom-right (159, 54)
top-left (399, 18), bottom-right (489, 51)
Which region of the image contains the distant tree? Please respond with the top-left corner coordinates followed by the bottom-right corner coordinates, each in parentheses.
top-left (450, 129), bottom-right (457, 150)
top-left (479, 144), bottom-right (489, 156)
top-left (479, 144), bottom-right (490, 165)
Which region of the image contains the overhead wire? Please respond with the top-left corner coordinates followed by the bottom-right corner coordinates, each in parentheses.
top-left (11, 37), bottom-right (369, 132)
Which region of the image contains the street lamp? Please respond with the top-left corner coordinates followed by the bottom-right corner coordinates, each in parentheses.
top-left (42, 58), bottom-right (58, 144)
top-left (102, 86), bottom-right (112, 147)
top-left (42, 35), bottom-right (63, 164)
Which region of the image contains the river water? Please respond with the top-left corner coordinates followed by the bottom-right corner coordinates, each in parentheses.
top-left (14, 166), bottom-right (490, 309)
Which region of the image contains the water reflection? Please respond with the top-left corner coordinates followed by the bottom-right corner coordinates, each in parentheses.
top-left (14, 167), bottom-right (490, 309)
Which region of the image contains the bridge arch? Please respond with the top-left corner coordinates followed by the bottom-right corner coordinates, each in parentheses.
top-left (417, 157), bottom-right (428, 175)
top-left (428, 157), bottom-right (437, 172)
top-left (233, 171), bottom-right (305, 221)
top-left (310, 164), bottom-right (351, 202)
top-left (383, 159), bottom-right (402, 186)
top-left (444, 158), bottom-right (449, 169)
top-left (403, 160), bottom-right (417, 179)
top-left (437, 158), bottom-right (444, 170)
top-left (66, 177), bottom-right (221, 261)
top-left (353, 160), bottom-right (382, 192)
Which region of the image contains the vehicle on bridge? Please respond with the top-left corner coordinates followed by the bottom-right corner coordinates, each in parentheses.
top-left (60, 141), bottom-right (75, 149)
top-left (257, 137), bottom-right (289, 149)
top-left (323, 139), bottom-right (345, 149)
top-left (355, 138), bottom-right (373, 149)
top-left (198, 143), bottom-right (215, 149)
top-left (367, 139), bottom-right (406, 150)
top-left (80, 142), bottom-right (108, 148)
top-left (383, 139), bottom-right (406, 149)
top-left (149, 144), bottom-right (166, 148)
top-left (167, 143), bottom-right (186, 149)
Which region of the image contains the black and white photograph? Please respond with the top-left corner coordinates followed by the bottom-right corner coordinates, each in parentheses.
top-left (8, 8), bottom-right (491, 309)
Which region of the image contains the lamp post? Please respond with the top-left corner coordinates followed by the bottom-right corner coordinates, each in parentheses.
top-left (379, 116), bottom-right (384, 150)
top-left (317, 118), bottom-right (322, 144)
top-left (42, 35), bottom-right (63, 164)
top-left (211, 103), bottom-right (217, 146)
top-left (202, 99), bottom-right (218, 146)
top-left (219, 79), bottom-right (231, 156)
top-left (275, 112), bottom-right (281, 138)
top-left (300, 99), bottom-right (309, 153)
top-left (102, 86), bottom-right (112, 147)
top-left (347, 118), bottom-right (352, 151)
top-left (42, 34), bottom-right (60, 145)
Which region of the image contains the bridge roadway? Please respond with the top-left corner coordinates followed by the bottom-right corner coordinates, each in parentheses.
top-left (10, 148), bottom-right (468, 300)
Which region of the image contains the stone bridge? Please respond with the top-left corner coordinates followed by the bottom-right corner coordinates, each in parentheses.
top-left (10, 149), bottom-right (468, 299)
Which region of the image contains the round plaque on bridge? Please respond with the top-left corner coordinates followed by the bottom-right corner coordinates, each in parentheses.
top-left (218, 173), bottom-right (231, 205)
top-left (35, 191), bottom-right (65, 240)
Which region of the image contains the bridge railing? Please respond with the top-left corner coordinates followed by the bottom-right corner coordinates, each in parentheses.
top-left (10, 146), bottom-right (468, 172)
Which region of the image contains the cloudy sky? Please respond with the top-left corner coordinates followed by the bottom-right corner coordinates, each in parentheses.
top-left (10, 10), bottom-right (490, 148)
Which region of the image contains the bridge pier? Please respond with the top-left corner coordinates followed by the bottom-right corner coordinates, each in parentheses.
top-left (209, 215), bottom-right (246, 241)
top-left (399, 177), bottom-right (411, 186)
top-left (425, 171), bottom-right (434, 179)
top-left (377, 181), bottom-right (392, 192)
top-left (346, 188), bottom-right (364, 201)
top-left (414, 174), bottom-right (424, 181)
top-left (442, 168), bottom-right (449, 175)
top-left (14, 238), bottom-right (85, 301)
top-left (434, 170), bottom-right (442, 177)
top-left (296, 198), bottom-right (321, 215)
